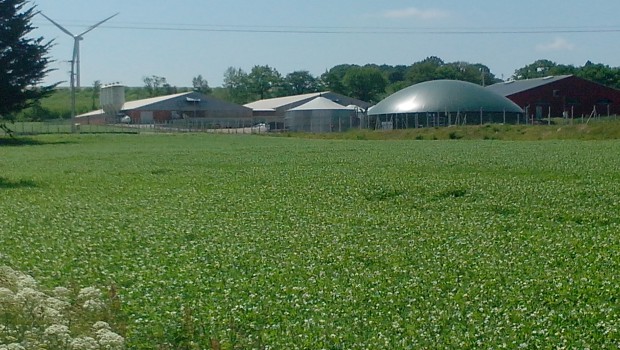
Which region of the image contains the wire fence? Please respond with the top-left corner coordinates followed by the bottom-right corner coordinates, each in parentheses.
top-left (1, 119), bottom-right (274, 136)
top-left (4, 120), bottom-right (138, 136)
top-left (3, 113), bottom-right (618, 137)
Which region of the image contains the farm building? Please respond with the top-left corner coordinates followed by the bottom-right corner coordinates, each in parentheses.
top-left (75, 91), bottom-right (253, 126)
top-left (487, 75), bottom-right (620, 120)
top-left (284, 97), bottom-right (357, 132)
top-left (244, 91), bottom-right (370, 130)
top-left (368, 80), bottom-right (524, 129)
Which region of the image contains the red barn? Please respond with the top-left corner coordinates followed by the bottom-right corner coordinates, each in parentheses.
top-left (487, 75), bottom-right (620, 120)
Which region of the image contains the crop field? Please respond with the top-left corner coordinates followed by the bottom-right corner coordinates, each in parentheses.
top-left (1, 134), bottom-right (620, 349)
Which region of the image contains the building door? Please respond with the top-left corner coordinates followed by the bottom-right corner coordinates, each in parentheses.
top-left (535, 106), bottom-right (543, 120)
top-left (140, 111), bottom-right (154, 124)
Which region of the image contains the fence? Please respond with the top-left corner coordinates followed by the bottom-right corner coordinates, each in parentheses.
top-left (369, 111), bottom-right (619, 130)
top-left (5, 113), bottom-right (617, 137)
top-left (3, 120), bottom-right (139, 136)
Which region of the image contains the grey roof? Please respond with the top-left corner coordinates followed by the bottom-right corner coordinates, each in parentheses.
top-left (122, 92), bottom-right (191, 110)
top-left (369, 80), bottom-right (524, 115)
top-left (288, 97), bottom-right (354, 111)
top-left (76, 109), bottom-right (105, 118)
top-left (244, 91), bottom-right (371, 113)
top-left (244, 92), bottom-right (324, 111)
top-left (486, 75), bottom-right (572, 97)
top-left (76, 91), bottom-right (251, 118)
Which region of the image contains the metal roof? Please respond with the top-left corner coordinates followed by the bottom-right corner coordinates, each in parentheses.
top-left (121, 92), bottom-right (194, 110)
top-left (76, 109), bottom-right (105, 118)
top-left (244, 92), bottom-right (324, 110)
top-left (288, 97), bottom-right (354, 111)
top-left (76, 91), bottom-right (251, 118)
top-left (244, 91), bottom-right (371, 113)
top-left (486, 75), bottom-right (573, 97)
top-left (369, 80), bottom-right (523, 115)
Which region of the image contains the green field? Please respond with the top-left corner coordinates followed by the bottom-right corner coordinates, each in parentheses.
top-left (1, 134), bottom-right (620, 349)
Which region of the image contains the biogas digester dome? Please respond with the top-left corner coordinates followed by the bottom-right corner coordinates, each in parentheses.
top-left (369, 80), bottom-right (524, 128)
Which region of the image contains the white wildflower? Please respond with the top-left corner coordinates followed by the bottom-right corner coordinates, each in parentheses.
top-left (45, 296), bottom-right (70, 312)
top-left (77, 287), bottom-right (101, 301)
top-left (44, 323), bottom-right (70, 336)
top-left (0, 287), bottom-right (15, 304)
top-left (52, 287), bottom-right (72, 301)
top-left (83, 299), bottom-right (105, 312)
top-left (0, 265), bottom-right (38, 290)
top-left (92, 321), bottom-right (111, 331)
top-left (4, 344), bottom-right (26, 350)
top-left (44, 324), bottom-right (71, 343)
top-left (21, 330), bottom-right (46, 350)
top-left (41, 305), bottom-right (67, 325)
top-left (0, 266), bottom-right (21, 290)
top-left (15, 287), bottom-right (46, 306)
top-left (96, 328), bottom-right (124, 350)
top-left (70, 336), bottom-right (99, 350)
top-left (16, 273), bottom-right (38, 290)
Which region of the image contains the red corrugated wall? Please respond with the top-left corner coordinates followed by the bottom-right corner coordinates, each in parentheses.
top-left (507, 76), bottom-right (620, 119)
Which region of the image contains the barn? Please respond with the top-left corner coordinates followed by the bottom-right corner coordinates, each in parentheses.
top-left (368, 80), bottom-right (524, 129)
top-left (244, 91), bottom-right (370, 130)
top-left (76, 91), bottom-right (253, 126)
top-left (487, 75), bottom-right (620, 120)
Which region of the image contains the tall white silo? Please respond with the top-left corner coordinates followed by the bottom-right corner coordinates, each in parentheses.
top-left (100, 83), bottom-right (125, 121)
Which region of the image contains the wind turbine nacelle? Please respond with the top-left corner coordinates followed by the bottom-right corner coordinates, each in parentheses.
top-left (100, 84), bottom-right (125, 117)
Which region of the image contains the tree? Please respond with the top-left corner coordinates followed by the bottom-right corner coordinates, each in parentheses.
top-left (91, 80), bottom-right (101, 110)
top-left (0, 0), bottom-right (56, 133)
top-left (383, 65), bottom-right (408, 85)
top-left (143, 75), bottom-right (168, 97)
top-left (321, 64), bottom-right (357, 95)
top-left (192, 75), bottom-right (212, 94)
top-left (511, 59), bottom-right (620, 88)
top-left (342, 66), bottom-right (387, 103)
top-left (247, 65), bottom-right (282, 100)
top-left (512, 59), bottom-right (558, 80)
top-left (405, 56), bottom-right (445, 84)
top-left (577, 61), bottom-right (620, 89)
top-left (283, 70), bottom-right (322, 95)
top-left (223, 67), bottom-right (250, 104)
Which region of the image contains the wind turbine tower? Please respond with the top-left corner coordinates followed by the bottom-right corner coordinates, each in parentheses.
top-left (39, 12), bottom-right (119, 117)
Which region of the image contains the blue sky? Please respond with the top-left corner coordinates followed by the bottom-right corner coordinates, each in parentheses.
top-left (30, 0), bottom-right (620, 88)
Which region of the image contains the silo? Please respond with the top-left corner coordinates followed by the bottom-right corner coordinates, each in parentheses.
top-left (100, 84), bottom-right (125, 121)
top-left (285, 97), bottom-right (355, 132)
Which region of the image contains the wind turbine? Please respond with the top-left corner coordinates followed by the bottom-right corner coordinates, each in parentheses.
top-left (39, 12), bottom-right (119, 89)
top-left (39, 12), bottom-right (118, 118)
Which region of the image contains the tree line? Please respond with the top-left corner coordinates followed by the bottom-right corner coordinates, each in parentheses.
top-left (188, 58), bottom-right (500, 105)
top-left (17, 57), bottom-right (620, 121)
top-left (183, 57), bottom-right (620, 105)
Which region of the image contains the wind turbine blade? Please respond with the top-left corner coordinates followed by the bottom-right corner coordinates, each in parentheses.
top-left (78, 13), bottom-right (119, 37)
top-left (39, 12), bottom-right (76, 37)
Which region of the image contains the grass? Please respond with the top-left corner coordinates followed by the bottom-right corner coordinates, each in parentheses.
top-left (286, 117), bottom-right (620, 141)
top-left (1, 133), bottom-right (620, 349)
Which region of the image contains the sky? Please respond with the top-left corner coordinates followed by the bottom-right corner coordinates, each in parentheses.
top-left (29, 0), bottom-right (620, 88)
